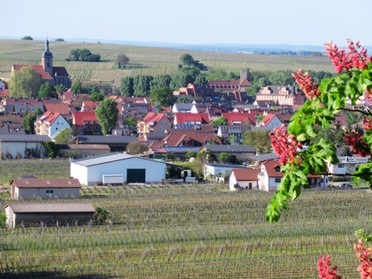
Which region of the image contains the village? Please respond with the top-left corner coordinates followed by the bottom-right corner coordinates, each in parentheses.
top-left (0, 40), bottom-right (367, 230)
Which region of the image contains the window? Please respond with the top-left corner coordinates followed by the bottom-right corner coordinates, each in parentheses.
top-left (274, 166), bottom-right (281, 173)
top-left (46, 190), bottom-right (53, 194)
top-left (275, 178), bottom-right (281, 183)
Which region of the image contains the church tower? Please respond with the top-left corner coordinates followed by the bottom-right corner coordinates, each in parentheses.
top-left (41, 40), bottom-right (53, 76)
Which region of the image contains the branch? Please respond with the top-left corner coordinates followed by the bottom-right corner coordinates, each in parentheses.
top-left (340, 107), bottom-right (372, 116)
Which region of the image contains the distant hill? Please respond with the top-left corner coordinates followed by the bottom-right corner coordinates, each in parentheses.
top-left (0, 38), bottom-right (336, 85)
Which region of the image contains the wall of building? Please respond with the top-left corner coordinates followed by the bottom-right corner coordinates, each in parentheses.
top-left (14, 187), bottom-right (80, 200)
top-left (0, 142), bottom-right (45, 160)
top-left (71, 157), bottom-right (166, 185)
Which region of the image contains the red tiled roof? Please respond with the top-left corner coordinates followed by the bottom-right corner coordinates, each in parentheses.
top-left (13, 64), bottom-right (54, 81)
top-left (263, 159), bottom-right (284, 178)
top-left (222, 112), bottom-right (256, 125)
top-left (39, 111), bottom-right (62, 125)
top-left (44, 103), bottom-right (70, 115)
top-left (72, 111), bottom-right (97, 126)
top-left (232, 168), bottom-right (260, 181)
top-left (11, 178), bottom-right (81, 188)
top-left (174, 113), bottom-right (209, 125)
top-left (261, 114), bottom-right (278, 126)
top-left (142, 112), bottom-right (166, 124)
top-left (161, 130), bottom-right (221, 147)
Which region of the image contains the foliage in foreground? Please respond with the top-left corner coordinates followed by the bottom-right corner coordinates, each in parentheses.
top-left (267, 40), bottom-right (372, 223)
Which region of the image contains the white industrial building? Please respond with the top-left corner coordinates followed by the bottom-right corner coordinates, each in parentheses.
top-left (70, 153), bottom-right (166, 185)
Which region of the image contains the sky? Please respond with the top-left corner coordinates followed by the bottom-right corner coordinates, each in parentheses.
top-left (2, 0), bottom-right (372, 46)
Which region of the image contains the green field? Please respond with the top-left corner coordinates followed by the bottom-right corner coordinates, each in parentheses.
top-left (1, 184), bottom-right (371, 278)
top-left (0, 39), bottom-right (334, 85)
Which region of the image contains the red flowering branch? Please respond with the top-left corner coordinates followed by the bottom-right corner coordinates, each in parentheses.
top-left (325, 39), bottom-right (372, 73)
top-left (318, 255), bottom-right (341, 279)
top-left (270, 125), bottom-right (302, 165)
top-left (292, 69), bottom-right (321, 100)
top-left (354, 240), bottom-right (372, 279)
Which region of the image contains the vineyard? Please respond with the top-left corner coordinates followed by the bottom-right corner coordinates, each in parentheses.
top-left (0, 39), bottom-right (334, 85)
top-left (1, 184), bottom-right (371, 278)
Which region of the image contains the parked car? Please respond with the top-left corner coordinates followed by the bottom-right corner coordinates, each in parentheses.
top-left (340, 183), bottom-right (353, 189)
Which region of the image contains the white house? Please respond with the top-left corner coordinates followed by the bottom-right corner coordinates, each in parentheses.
top-left (258, 114), bottom-right (283, 129)
top-left (35, 111), bottom-right (71, 139)
top-left (327, 155), bottom-right (369, 176)
top-left (229, 168), bottom-right (260, 190)
top-left (258, 159), bottom-right (328, 191)
top-left (70, 153), bottom-right (166, 185)
top-left (11, 177), bottom-right (81, 200)
top-left (204, 163), bottom-right (247, 180)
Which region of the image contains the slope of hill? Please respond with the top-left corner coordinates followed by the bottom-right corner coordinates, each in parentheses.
top-left (0, 39), bottom-right (334, 85)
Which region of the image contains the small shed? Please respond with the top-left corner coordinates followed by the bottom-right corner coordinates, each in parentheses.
top-left (11, 178), bottom-right (81, 200)
top-left (70, 152), bottom-right (166, 185)
top-left (4, 203), bottom-right (95, 228)
top-left (229, 168), bottom-right (260, 191)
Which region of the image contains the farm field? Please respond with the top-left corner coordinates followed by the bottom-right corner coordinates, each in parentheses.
top-left (1, 184), bottom-right (371, 278)
top-left (0, 159), bottom-right (70, 187)
top-left (0, 39), bottom-right (334, 85)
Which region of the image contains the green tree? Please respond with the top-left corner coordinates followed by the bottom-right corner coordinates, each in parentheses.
top-left (150, 86), bottom-right (176, 107)
top-left (72, 80), bottom-right (83, 93)
top-left (218, 152), bottom-right (233, 163)
top-left (126, 141), bottom-right (148, 155)
top-left (116, 53), bottom-right (130, 69)
top-left (133, 75), bottom-right (153, 96)
top-left (21, 36), bottom-right (33, 40)
top-left (180, 53), bottom-right (195, 66)
top-left (10, 66), bottom-right (44, 98)
top-left (38, 83), bottom-right (57, 99)
top-left (68, 48), bottom-right (100, 62)
top-left (22, 108), bottom-right (43, 134)
top-left (243, 130), bottom-right (271, 153)
top-left (43, 141), bottom-right (57, 158)
top-left (54, 129), bottom-right (73, 144)
top-left (268, 70), bottom-right (295, 85)
top-left (55, 38), bottom-right (64, 42)
top-left (90, 92), bottom-right (104, 101)
top-left (95, 98), bottom-right (119, 135)
top-left (211, 116), bottom-right (228, 126)
top-left (150, 75), bottom-right (172, 91)
top-left (93, 207), bottom-right (110, 225)
top-left (120, 77), bottom-right (134, 96)
top-left (123, 116), bottom-right (137, 128)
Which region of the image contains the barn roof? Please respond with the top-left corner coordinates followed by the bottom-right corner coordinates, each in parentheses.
top-left (11, 178), bottom-right (81, 188)
top-left (5, 203), bottom-right (95, 213)
top-left (71, 152), bottom-right (165, 167)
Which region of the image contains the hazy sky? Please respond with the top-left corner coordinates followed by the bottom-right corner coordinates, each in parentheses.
top-left (2, 0), bottom-right (372, 46)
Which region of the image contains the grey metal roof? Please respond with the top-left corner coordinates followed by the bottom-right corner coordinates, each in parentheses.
top-left (71, 152), bottom-right (165, 167)
top-left (71, 152), bottom-right (134, 166)
top-left (6, 203), bottom-right (95, 213)
top-left (77, 135), bottom-right (137, 144)
top-left (205, 144), bottom-right (256, 153)
top-left (173, 103), bottom-right (193, 111)
top-left (0, 134), bottom-right (51, 142)
top-left (218, 125), bottom-right (252, 133)
top-left (251, 153), bottom-right (279, 161)
top-left (163, 147), bottom-right (201, 153)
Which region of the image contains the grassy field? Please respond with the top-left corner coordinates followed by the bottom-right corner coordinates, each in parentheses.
top-left (1, 183), bottom-right (371, 278)
top-left (0, 159), bottom-right (70, 186)
top-left (0, 39), bottom-right (334, 85)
